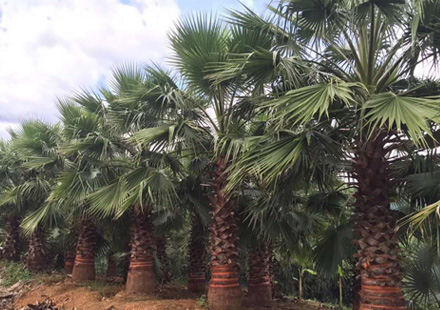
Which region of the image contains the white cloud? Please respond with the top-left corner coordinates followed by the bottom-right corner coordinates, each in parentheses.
top-left (0, 0), bottom-right (180, 138)
top-left (241, 0), bottom-right (255, 9)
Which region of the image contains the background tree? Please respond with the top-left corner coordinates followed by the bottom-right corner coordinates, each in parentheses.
top-left (1, 121), bottom-right (64, 272)
top-left (0, 141), bottom-right (26, 262)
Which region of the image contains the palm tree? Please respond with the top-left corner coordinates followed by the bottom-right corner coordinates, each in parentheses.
top-left (126, 14), bottom-right (278, 309)
top-left (153, 174), bottom-right (212, 293)
top-left (241, 182), bottom-right (346, 305)
top-left (212, 1), bottom-right (440, 308)
top-left (171, 175), bottom-right (212, 294)
top-left (93, 59), bottom-right (220, 299)
top-left (36, 88), bottom-right (123, 281)
top-left (0, 141), bottom-right (26, 262)
top-left (75, 64), bottom-right (183, 293)
top-left (1, 120), bottom-right (64, 271)
top-left (52, 76), bottom-right (177, 285)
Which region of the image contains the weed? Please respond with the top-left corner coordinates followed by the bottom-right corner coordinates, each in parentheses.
top-left (80, 280), bottom-right (120, 298)
top-left (0, 261), bottom-right (33, 287)
top-left (196, 294), bottom-right (208, 308)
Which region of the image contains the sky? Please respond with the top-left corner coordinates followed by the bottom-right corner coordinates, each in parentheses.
top-left (0, 0), bottom-right (268, 138)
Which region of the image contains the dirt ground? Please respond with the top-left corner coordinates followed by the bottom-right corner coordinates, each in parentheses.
top-left (12, 276), bottom-right (332, 310)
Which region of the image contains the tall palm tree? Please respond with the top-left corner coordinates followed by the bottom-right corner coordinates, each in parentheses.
top-left (212, 1), bottom-right (440, 309)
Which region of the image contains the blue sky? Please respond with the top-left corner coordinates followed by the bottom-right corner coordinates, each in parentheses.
top-left (0, 0), bottom-right (272, 138)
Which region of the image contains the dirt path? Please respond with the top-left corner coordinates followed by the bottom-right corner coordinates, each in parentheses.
top-left (13, 277), bottom-right (331, 310)
top-left (15, 279), bottom-right (198, 310)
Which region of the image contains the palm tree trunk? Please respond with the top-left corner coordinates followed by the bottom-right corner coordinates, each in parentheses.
top-left (188, 215), bottom-right (207, 294)
top-left (353, 134), bottom-right (406, 310)
top-left (126, 206), bottom-right (155, 294)
top-left (2, 215), bottom-right (21, 261)
top-left (247, 245), bottom-right (272, 308)
top-left (156, 236), bottom-right (172, 284)
top-left (106, 252), bottom-right (117, 278)
top-left (72, 218), bottom-right (96, 281)
top-left (64, 250), bottom-right (76, 274)
top-left (353, 273), bottom-right (361, 310)
top-left (25, 226), bottom-right (47, 272)
top-left (207, 157), bottom-right (242, 310)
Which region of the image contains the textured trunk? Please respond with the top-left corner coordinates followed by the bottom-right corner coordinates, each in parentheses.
top-left (187, 215), bottom-right (207, 294)
top-left (353, 273), bottom-right (361, 310)
top-left (106, 252), bottom-right (117, 278)
top-left (207, 157), bottom-right (242, 310)
top-left (156, 236), bottom-right (172, 284)
top-left (25, 226), bottom-right (47, 272)
top-left (246, 245), bottom-right (272, 308)
top-left (2, 215), bottom-right (21, 261)
top-left (126, 207), bottom-right (155, 294)
top-left (64, 250), bottom-right (76, 274)
top-left (72, 218), bottom-right (96, 281)
top-left (353, 135), bottom-right (406, 310)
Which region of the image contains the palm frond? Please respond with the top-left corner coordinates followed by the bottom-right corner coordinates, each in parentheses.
top-left (20, 200), bottom-right (65, 236)
top-left (88, 167), bottom-right (177, 219)
top-left (362, 93), bottom-right (440, 146)
top-left (169, 13), bottom-right (229, 95)
top-left (314, 222), bottom-right (354, 276)
top-left (265, 81), bottom-right (360, 125)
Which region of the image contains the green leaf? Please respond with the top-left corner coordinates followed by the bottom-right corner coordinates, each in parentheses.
top-left (88, 167), bottom-right (177, 219)
top-left (314, 222), bottom-right (354, 276)
top-left (20, 201), bottom-right (64, 236)
top-left (266, 80), bottom-right (359, 125)
top-left (302, 268), bottom-right (317, 276)
top-left (21, 157), bottom-right (57, 169)
top-left (169, 13), bottom-right (229, 95)
top-left (363, 92), bottom-right (440, 146)
top-left (129, 126), bottom-right (170, 147)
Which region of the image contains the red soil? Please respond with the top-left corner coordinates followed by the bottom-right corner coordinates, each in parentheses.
top-left (14, 277), bottom-right (332, 310)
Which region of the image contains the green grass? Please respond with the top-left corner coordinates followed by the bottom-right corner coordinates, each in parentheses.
top-left (0, 261), bottom-right (33, 287)
top-left (196, 294), bottom-right (208, 309)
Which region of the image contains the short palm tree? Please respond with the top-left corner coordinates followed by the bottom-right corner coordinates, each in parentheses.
top-left (80, 64), bottom-right (183, 293)
top-left (0, 140), bottom-right (27, 261)
top-left (1, 120), bottom-right (64, 271)
top-left (213, 1), bottom-right (440, 309)
top-left (24, 86), bottom-right (134, 281)
top-left (241, 174), bottom-right (347, 305)
top-left (175, 175), bottom-right (211, 294)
